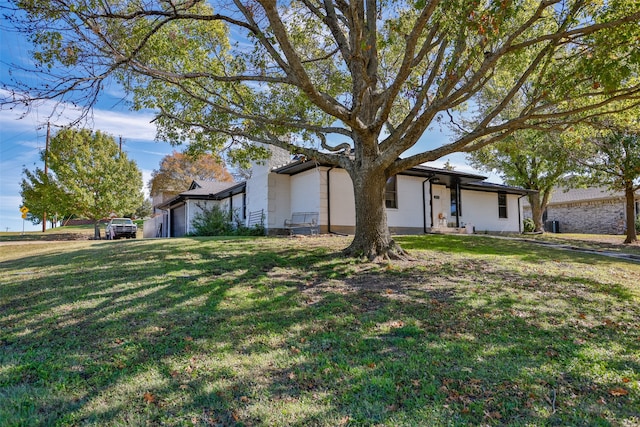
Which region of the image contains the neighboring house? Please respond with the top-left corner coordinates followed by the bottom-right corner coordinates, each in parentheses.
top-left (523, 187), bottom-right (640, 234)
top-left (146, 147), bottom-right (531, 237)
top-left (144, 180), bottom-right (245, 237)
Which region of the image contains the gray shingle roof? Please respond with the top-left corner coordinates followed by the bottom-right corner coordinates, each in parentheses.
top-left (184, 180), bottom-right (238, 196)
top-left (523, 186), bottom-right (639, 207)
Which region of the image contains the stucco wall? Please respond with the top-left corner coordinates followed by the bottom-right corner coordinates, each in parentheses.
top-left (388, 175), bottom-right (429, 230)
top-left (322, 171), bottom-right (432, 233)
top-left (246, 145), bottom-right (292, 230)
top-left (461, 190), bottom-right (523, 233)
top-left (327, 169), bottom-right (356, 230)
top-left (290, 169), bottom-right (321, 213)
top-left (267, 173), bottom-right (291, 232)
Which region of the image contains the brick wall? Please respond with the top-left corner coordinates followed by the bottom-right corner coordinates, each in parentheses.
top-left (525, 198), bottom-right (626, 234)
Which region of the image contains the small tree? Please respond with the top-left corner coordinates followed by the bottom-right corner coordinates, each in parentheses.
top-left (468, 129), bottom-right (578, 233)
top-left (577, 128), bottom-right (640, 243)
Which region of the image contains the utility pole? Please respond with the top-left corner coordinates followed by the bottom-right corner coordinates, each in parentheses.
top-left (43, 122), bottom-right (50, 233)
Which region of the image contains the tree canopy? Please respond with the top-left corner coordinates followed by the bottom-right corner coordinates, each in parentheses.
top-left (148, 151), bottom-right (234, 200)
top-left (21, 128), bottom-right (144, 222)
top-left (4, 0), bottom-right (640, 258)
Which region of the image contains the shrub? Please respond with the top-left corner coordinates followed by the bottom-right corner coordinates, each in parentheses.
top-left (635, 214), bottom-right (640, 233)
top-left (190, 205), bottom-right (235, 236)
top-left (190, 205), bottom-right (264, 237)
top-left (523, 218), bottom-right (536, 233)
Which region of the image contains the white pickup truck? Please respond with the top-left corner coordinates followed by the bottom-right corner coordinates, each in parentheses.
top-left (105, 218), bottom-right (137, 240)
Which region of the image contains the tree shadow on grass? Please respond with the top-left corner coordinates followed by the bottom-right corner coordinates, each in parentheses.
top-left (0, 237), bottom-right (638, 426)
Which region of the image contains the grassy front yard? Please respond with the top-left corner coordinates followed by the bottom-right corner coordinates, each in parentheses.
top-left (1, 235), bottom-right (638, 426)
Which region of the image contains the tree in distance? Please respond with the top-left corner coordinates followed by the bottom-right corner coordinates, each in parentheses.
top-left (575, 121), bottom-right (640, 244)
top-left (20, 128), bottom-right (144, 225)
top-left (3, 1), bottom-right (640, 259)
top-left (148, 151), bottom-right (234, 201)
top-left (468, 129), bottom-right (579, 233)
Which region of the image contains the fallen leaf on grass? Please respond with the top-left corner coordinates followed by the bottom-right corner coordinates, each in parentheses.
top-left (545, 348), bottom-right (559, 357)
top-left (143, 392), bottom-right (156, 404)
top-left (484, 410), bottom-right (502, 420)
top-left (609, 388), bottom-right (629, 397)
top-left (622, 378), bottom-right (631, 383)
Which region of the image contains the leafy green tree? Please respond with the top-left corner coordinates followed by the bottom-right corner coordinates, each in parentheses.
top-left (4, 1), bottom-right (640, 259)
top-left (22, 128), bottom-right (144, 223)
top-left (578, 128), bottom-right (640, 243)
top-left (468, 130), bottom-right (578, 233)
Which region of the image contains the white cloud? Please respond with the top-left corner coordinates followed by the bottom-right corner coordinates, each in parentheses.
top-left (0, 89), bottom-right (158, 142)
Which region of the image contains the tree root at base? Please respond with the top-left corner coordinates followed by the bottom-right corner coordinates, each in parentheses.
top-left (343, 239), bottom-right (415, 262)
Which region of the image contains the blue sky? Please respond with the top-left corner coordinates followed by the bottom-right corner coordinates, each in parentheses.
top-left (0, 17), bottom-right (495, 233)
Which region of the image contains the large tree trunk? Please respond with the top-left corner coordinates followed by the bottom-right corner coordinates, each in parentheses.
top-left (526, 188), bottom-right (552, 233)
top-left (623, 184), bottom-right (637, 244)
top-left (343, 168), bottom-right (408, 261)
top-left (528, 195), bottom-right (544, 233)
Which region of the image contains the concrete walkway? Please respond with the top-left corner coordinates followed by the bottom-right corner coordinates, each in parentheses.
top-left (504, 236), bottom-right (640, 263)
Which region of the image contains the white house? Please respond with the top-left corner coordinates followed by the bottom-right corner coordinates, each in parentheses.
top-left (146, 147), bottom-right (531, 237)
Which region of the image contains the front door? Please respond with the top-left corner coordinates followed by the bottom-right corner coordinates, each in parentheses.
top-left (432, 185), bottom-right (447, 227)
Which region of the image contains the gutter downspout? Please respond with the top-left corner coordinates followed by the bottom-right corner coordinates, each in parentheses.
top-left (326, 167), bottom-right (334, 234)
top-left (455, 179), bottom-right (461, 228)
top-left (429, 180), bottom-right (435, 230)
top-left (517, 194), bottom-right (527, 233)
top-left (422, 178), bottom-right (430, 233)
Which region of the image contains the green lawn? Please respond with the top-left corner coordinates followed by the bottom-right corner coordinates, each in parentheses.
top-left (1, 235), bottom-right (638, 426)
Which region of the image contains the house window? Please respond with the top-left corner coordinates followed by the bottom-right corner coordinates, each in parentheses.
top-left (498, 192), bottom-right (508, 218)
top-left (385, 176), bottom-right (398, 209)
